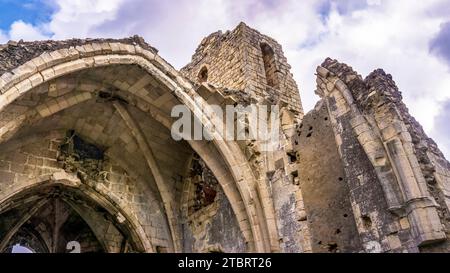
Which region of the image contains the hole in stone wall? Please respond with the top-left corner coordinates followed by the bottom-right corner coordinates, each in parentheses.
top-left (306, 132), bottom-right (312, 138)
top-left (98, 90), bottom-right (111, 99)
top-left (266, 170), bottom-right (275, 181)
top-left (260, 42), bottom-right (278, 88)
top-left (324, 117), bottom-right (328, 121)
top-left (97, 90), bottom-right (128, 104)
top-left (59, 130), bottom-right (104, 161)
top-left (327, 243), bottom-right (338, 252)
top-left (343, 214), bottom-right (348, 218)
top-left (156, 246), bottom-right (168, 253)
top-left (335, 228), bottom-right (341, 234)
top-left (338, 177), bottom-right (343, 181)
top-left (308, 126), bottom-right (313, 131)
top-left (362, 215), bottom-right (372, 229)
top-left (198, 66), bottom-right (208, 83)
top-left (287, 151), bottom-right (298, 163)
top-left (5, 196), bottom-right (110, 253)
top-left (291, 171), bottom-right (299, 185)
top-left (73, 135), bottom-right (104, 160)
top-left (58, 130), bottom-right (105, 182)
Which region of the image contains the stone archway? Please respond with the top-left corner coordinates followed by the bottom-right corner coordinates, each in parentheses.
top-left (0, 38), bottom-right (273, 252)
top-left (0, 172), bottom-right (150, 253)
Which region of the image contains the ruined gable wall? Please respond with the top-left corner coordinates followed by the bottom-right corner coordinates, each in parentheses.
top-left (315, 58), bottom-right (450, 252)
top-left (317, 61), bottom-right (406, 252)
top-left (364, 69), bottom-right (450, 252)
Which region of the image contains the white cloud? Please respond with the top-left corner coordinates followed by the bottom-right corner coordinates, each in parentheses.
top-left (430, 98), bottom-right (450, 159)
top-left (1, 0), bottom-right (449, 158)
top-left (288, 0), bottom-right (450, 127)
top-left (48, 0), bottom-right (126, 39)
top-left (8, 20), bottom-right (49, 41)
top-left (367, 0), bottom-right (381, 6)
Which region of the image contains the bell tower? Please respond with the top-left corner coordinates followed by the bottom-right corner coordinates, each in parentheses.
top-left (181, 22), bottom-right (303, 116)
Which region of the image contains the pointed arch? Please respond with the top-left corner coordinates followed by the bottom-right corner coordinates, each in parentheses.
top-left (0, 40), bottom-right (275, 252)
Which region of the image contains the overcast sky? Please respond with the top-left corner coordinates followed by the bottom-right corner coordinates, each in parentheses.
top-left (0, 0), bottom-right (449, 158)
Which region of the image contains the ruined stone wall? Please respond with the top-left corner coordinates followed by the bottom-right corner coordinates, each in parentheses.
top-left (365, 69), bottom-right (450, 252)
top-left (295, 100), bottom-right (362, 252)
top-left (180, 155), bottom-right (247, 253)
top-left (0, 133), bottom-right (62, 190)
top-left (314, 58), bottom-right (450, 252)
top-left (181, 188), bottom-right (247, 253)
top-left (315, 61), bottom-right (418, 252)
top-left (268, 153), bottom-right (311, 253)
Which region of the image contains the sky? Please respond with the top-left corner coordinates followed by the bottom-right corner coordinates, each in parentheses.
top-left (11, 244), bottom-right (33, 253)
top-left (0, 0), bottom-right (449, 159)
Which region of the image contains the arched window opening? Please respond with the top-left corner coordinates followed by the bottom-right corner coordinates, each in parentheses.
top-left (11, 244), bottom-right (34, 253)
top-left (198, 66), bottom-right (208, 83)
top-left (260, 43), bottom-right (278, 89)
top-left (5, 228), bottom-right (49, 254)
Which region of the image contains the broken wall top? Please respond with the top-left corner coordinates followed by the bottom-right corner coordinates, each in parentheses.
top-left (0, 35), bottom-right (158, 77)
top-left (181, 22), bottom-right (303, 115)
top-left (321, 57), bottom-right (447, 161)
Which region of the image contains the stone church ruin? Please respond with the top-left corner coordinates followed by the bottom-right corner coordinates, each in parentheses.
top-left (0, 22), bottom-right (449, 253)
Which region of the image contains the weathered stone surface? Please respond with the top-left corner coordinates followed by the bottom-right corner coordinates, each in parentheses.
top-left (0, 23), bottom-right (448, 253)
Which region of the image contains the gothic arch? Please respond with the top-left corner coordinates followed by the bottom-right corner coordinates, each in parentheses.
top-left (0, 40), bottom-right (274, 252)
top-left (0, 173), bottom-right (151, 252)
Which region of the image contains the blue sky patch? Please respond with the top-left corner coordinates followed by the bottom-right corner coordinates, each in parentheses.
top-left (0, 0), bottom-right (54, 30)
